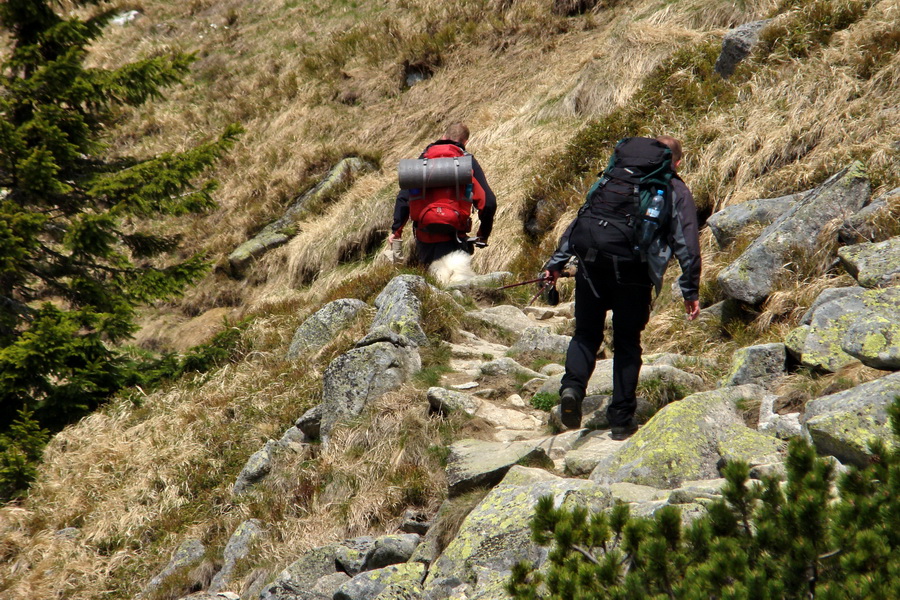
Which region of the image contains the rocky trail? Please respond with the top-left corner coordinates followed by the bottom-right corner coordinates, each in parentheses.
top-left (149, 166), bottom-right (898, 600)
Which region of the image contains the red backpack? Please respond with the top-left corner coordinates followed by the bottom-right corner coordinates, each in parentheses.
top-left (400, 143), bottom-right (486, 243)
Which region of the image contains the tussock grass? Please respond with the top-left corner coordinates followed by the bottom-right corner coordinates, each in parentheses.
top-left (7, 0), bottom-right (900, 597)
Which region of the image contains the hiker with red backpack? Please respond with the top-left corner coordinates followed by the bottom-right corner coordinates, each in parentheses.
top-left (389, 123), bottom-right (497, 268)
top-left (543, 136), bottom-right (702, 439)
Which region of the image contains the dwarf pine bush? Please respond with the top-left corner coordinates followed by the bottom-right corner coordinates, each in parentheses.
top-left (509, 399), bottom-right (900, 599)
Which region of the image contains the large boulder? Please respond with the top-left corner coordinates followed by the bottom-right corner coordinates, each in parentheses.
top-left (718, 163), bottom-right (870, 304)
top-left (334, 563), bottom-right (425, 600)
top-left (143, 539), bottom-right (206, 596)
top-left (802, 372), bottom-right (900, 466)
top-left (509, 326), bottom-right (571, 355)
top-left (208, 519), bottom-right (264, 593)
top-left (445, 439), bottom-right (550, 496)
top-left (786, 286), bottom-right (900, 371)
top-left (801, 373), bottom-right (900, 467)
top-left (706, 193), bottom-right (800, 247)
top-left (259, 544), bottom-right (338, 600)
top-left (232, 440), bottom-right (278, 495)
top-left (564, 431), bottom-right (628, 476)
top-left (839, 187), bottom-right (900, 243)
top-left (333, 534), bottom-right (421, 576)
top-left (423, 466), bottom-right (612, 599)
top-left (590, 386), bottom-right (785, 489)
top-left (229, 157), bottom-right (375, 277)
top-left (714, 19), bottom-right (771, 78)
top-left (368, 275), bottom-right (429, 346)
top-left (426, 387), bottom-right (481, 415)
top-left (837, 236), bottom-right (900, 288)
top-left (719, 343), bottom-right (787, 388)
top-left (287, 299), bottom-right (369, 359)
top-left (466, 305), bottom-right (539, 336)
top-left (537, 361), bottom-right (705, 399)
top-left (320, 339), bottom-right (421, 440)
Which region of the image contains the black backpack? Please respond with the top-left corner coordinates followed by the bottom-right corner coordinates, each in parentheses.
top-left (569, 137), bottom-right (675, 264)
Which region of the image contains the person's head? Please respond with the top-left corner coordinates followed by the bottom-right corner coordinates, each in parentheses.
top-left (656, 135), bottom-right (683, 170)
top-left (444, 122), bottom-right (470, 146)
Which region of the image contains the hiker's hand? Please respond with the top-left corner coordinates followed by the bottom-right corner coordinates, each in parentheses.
top-left (543, 270), bottom-right (560, 285)
top-left (387, 231), bottom-right (398, 245)
top-left (684, 299), bottom-right (700, 321)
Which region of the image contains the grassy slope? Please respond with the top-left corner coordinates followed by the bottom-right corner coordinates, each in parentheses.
top-left (2, 0), bottom-right (899, 598)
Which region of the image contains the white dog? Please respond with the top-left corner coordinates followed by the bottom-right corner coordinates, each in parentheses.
top-left (428, 250), bottom-right (475, 286)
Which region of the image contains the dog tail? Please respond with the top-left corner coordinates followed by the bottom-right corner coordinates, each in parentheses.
top-left (428, 250), bottom-right (475, 286)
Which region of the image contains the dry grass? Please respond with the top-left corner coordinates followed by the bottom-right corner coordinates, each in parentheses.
top-left (5, 0), bottom-right (900, 597)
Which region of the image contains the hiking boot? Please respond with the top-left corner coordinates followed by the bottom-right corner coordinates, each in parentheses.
top-left (559, 388), bottom-right (583, 430)
top-left (610, 418), bottom-right (639, 441)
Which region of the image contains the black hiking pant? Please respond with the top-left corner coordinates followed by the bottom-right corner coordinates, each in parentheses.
top-left (414, 237), bottom-right (471, 266)
top-left (560, 256), bottom-right (652, 427)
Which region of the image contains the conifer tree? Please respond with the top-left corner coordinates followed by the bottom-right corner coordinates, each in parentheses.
top-left (508, 399), bottom-right (900, 599)
top-left (0, 0), bottom-right (240, 480)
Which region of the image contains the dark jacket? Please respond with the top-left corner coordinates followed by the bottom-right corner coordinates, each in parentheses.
top-left (392, 139), bottom-right (497, 240)
top-left (545, 177), bottom-right (702, 301)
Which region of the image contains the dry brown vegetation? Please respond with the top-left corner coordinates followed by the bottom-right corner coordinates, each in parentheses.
top-left (2, 0), bottom-right (900, 597)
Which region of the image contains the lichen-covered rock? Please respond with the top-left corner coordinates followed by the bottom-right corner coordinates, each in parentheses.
top-left (667, 479), bottom-right (727, 504)
top-left (802, 372), bottom-right (900, 466)
top-left (537, 362), bottom-right (704, 399)
top-left (229, 157), bottom-right (375, 277)
top-left (336, 537), bottom-right (376, 577)
top-left (373, 581), bottom-right (425, 599)
top-left (787, 286), bottom-right (900, 371)
top-left (718, 163), bottom-right (870, 304)
top-left (564, 431), bottom-right (626, 476)
top-left (800, 286), bottom-right (866, 324)
top-left (320, 340), bottom-right (421, 440)
top-left (143, 539), bottom-right (205, 596)
top-left (838, 236), bottom-right (900, 288)
top-left (287, 299), bottom-right (369, 359)
top-left (590, 386), bottom-right (784, 489)
top-left (260, 545), bottom-right (338, 600)
top-left (334, 563), bottom-right (425, 600)
top-left (839, 187), bottom-right (900, 243)
top-left (445, 439), bottom-right (550, 496)
top-left (208, 519), bottom-right (264, 593)
top-left (719, 343), bottom-right (786, 388)
top-left (423, 466), bottom-right (611, 599)
top-left (426, 387), bottom-right (481, 415)
top-left (369, 275), bottom-right (429, 346)
top-left (714, 19), bottom-right (771, 78)
top-left (479, 357), bottom-right (544, 379)
top-left (706, 192), bottom-right (799, 247)
top-left (363, 534), bottom-right (421, 571)
top-left (758, 395), bottom-right (803, 440)
top-left (233, 440), bottom-right (278, 495)
top-left (509, 326), bottom-right (571, 355)
top-left (295, 404), bottom-right (323, 440)
top-left (466, 305), bottom-right (539, 336)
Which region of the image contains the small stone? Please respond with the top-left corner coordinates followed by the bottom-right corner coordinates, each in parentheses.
top-left (451, 381), bottom-right (478, 390)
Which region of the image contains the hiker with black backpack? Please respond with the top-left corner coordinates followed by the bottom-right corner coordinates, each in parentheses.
top-left (389, 123), bottom-right (497, 280)
top-left (543, 136), bottom-right (701, 439)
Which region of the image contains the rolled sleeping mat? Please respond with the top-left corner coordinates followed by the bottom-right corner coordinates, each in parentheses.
top-left (398, 155), bottom-right (473, 190)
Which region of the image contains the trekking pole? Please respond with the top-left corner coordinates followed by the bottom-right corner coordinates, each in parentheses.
top-left (496, 275), bottom-right (548, 290)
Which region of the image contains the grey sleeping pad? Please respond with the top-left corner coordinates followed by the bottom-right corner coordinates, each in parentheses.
top-left (398, 155), bottom-right (473, 191)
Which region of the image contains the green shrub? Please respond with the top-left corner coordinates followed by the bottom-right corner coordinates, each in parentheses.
top-left (0, 410), bottom-right (50, 501)
top-left (509, 398), bottom-right (900, 599)
top-left (530, 392), bottom-right (559, 412)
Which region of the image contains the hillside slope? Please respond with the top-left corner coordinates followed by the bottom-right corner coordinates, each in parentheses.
top-left (1, 0), bottom-right (899, 598)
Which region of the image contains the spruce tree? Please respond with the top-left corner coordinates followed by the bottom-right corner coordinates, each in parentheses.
top-left (508, 399), bottom-right (900, 598)
top-left (0, 0), bottom-right (240, 489)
